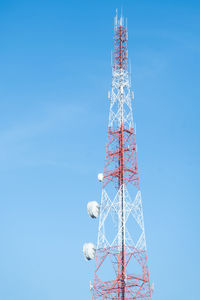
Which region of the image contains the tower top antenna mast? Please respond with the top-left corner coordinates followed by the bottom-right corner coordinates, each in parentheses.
top-left (114, 12), bottom-right (128, 71)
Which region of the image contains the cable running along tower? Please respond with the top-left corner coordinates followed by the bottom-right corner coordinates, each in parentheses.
top-left (84, 13), bottom-right (152, 300)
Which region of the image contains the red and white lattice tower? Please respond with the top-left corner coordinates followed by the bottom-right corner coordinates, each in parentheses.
top-left (84, 13), bottom-right (152, 300)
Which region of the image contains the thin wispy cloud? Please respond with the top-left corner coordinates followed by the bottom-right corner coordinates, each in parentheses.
top-left (0, 102), bottom-right (86, 169)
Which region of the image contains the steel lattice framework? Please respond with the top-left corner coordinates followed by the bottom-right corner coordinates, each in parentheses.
top-left (91, 14), bottom-right (152, 300)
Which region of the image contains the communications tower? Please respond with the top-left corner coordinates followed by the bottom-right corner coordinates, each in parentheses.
top-left (83, 12), bottom-right (152, 300)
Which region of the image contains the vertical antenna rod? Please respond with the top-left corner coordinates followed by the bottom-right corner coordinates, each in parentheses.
top-left (114, 14), bottom-right (128, 299)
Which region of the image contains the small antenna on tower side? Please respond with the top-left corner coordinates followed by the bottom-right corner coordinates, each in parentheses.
top-left (129, 59), bottom-right (132, 84)
top-left (120, 7), bottom-right (123, 26)
top-left (115, 8), bottom-right (118, 29)
top-left (120, 6), bottom-right (123, 25)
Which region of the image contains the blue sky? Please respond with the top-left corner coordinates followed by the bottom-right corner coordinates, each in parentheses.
top-left (0, 0), bottom-right (200, 299)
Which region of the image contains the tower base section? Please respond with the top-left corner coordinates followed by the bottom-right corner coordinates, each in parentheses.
top-left (92, 246), bottom-right (152, 300)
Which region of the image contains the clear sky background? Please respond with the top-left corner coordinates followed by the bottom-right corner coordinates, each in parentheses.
top-left (0, 0), bottom-right (199, 299)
